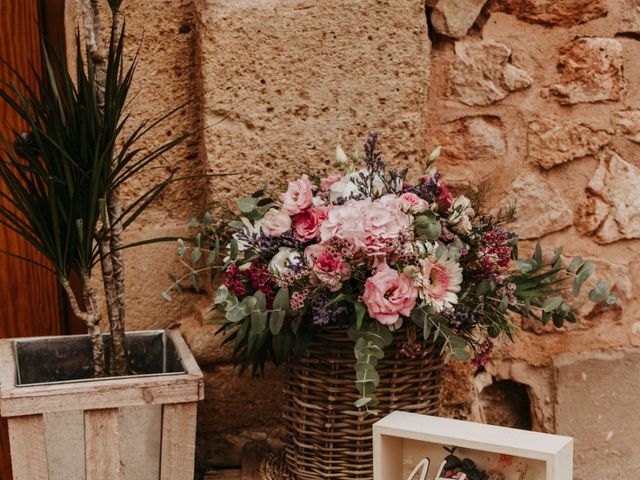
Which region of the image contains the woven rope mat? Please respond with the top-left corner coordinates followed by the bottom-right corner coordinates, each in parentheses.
top-left (259, 450), bottom-right (293, 480)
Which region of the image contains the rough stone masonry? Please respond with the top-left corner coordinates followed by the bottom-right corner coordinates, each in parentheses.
top-left (66, 0), bottom-right (640, 477)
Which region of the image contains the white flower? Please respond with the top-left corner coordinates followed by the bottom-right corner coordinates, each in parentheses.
top-left (412, 240), bottom-right (437, 258)
top-left (453, 195), bottom-right (474, 214)
top-left (328, 174), bottom-right (359, 203)
top-left (269, 247), bottom-right (302, 277)
top-left (448, 195), bottom-right (475, 234)
top-left (261, 209), bottom-right (291, 237)
top-left (328, 169), bottom-right (386, 203)
top-left (413, 253), bottom-right (463, 312)
top-left (336, 145), bottom-right (348, 168)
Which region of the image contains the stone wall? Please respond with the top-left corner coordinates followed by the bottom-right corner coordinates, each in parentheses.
top-left (427, 0), bottom-right (640, 477)
top-left (66, 0), bottom-right (640, 477)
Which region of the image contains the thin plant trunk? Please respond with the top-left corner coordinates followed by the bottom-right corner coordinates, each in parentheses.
top-left (106, 8), bottom-right (127, 376)
top-left (107, 193), bottom-right (127, 375)
top-left (99, 198), bottom-right (127, 375)
top-left (61, 277), bottom-right (105, 377)
top-left (81, 0), bottom-right (106, 108)
top-left (82, 0), bottom-right (128, 376)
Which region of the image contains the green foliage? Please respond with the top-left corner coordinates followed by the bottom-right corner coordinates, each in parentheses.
top-left (503, 241), bottom-right (616, 328)
top-left (0, 26), bottom-right (192, 283)
top-left (212, 284), bottom-right (302, 375)
top-left (414, 212), bottom-right (441, 241)
top-left (349, 320), bottom-right (393, 412)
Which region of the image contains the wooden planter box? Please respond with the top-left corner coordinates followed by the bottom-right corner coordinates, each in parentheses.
top-left (373, 411), bottom-right (573, 480)
top-left (0, 330), bottom-right (204, 480)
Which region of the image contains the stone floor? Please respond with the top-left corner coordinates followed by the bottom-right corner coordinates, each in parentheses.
top-left (203, 440), bottom-right (271, 480)
top-left (204, 470), bottom-right (242, 480)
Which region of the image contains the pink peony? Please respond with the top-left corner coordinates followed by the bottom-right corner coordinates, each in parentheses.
top-left (319, 199), bottom-right (369, 249)
top-left (361, 195), bottom-right (412, 252)
top-left (320, 175), bottom-right (342, 192)
top-left (293, 207), bottom-right (328, 242)
top-left (437, 180), bottom-right (453, 212)
top-left (261, 208), bottom-right (292, 237)
top-left (305, 244), bottom-right (350, 291)
top-left (400, 192), bottom-right (429, 214)
top-left (280, 174), bottom-right (314, 215)
top-left (362, 262), bottom-right (417, 325)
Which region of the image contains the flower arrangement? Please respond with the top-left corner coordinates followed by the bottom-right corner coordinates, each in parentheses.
top-left (168, 133), bottom-right (616, 409)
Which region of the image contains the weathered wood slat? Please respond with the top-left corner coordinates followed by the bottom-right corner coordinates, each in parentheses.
top-left (7, 414), bottom-right (48, 480)
top-left (0, 332), bottom-right (204, 417)
top-left (160, 402), bottom-right (198, 480)
top-left (167, 330), bottom-right (205, 400)
top-left (0, 371), bottom-right (202, 417)
top-left (85, 409), bottom-right (121, 480)
top-left (0, 340), bottom-right (16, 396)
top-left (0, 332), bottom-right (203, 479)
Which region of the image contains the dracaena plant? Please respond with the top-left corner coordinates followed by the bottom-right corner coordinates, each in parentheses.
top-left (0, 1), bottom-right (190, 377)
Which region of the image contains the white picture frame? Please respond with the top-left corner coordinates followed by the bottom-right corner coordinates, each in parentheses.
top-left (373, 411), bottom-right (572, 480)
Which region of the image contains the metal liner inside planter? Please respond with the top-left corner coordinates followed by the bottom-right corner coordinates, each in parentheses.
top-left (282, 325), bottom-right (443, 480)
top-left (14, 330), bottom-right (186, 386)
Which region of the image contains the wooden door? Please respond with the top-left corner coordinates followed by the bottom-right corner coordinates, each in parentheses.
top-left (0, 0), bottom-right (65, 477)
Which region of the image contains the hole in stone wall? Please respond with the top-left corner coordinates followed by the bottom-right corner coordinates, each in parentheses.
top-left (478, 379), bottom-right (533, 430)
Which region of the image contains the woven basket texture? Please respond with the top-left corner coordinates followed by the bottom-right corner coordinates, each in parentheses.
top-left (282, 324), bottom-right (443, 480)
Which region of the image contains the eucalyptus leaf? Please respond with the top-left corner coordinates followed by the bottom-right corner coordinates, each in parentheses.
top-left (250, 310), bottom-right (268, 333)
top-left (567, 256), bottom-right (583, 273)
top-left (269, 310), bottom-right (286, 335)
top-left (229, 237), bottom-right (239, 260)
top-left (273, 288), bottom-right (290, 311)
top-left (542, 296), bottom-right (563, 312)
top-left (237, 197), bottom-right (258, 213)
top-left (588, 280), bottom-right (609, 302)
top-left (215, 285), bottom-right (229, 304)
top-left (354, 397), bottom-right (372, 408)
top-left (190, 246), bottom-right (202, 264)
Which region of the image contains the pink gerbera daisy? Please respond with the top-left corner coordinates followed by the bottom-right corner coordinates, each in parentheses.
top-left (415, 254), bottom-right (463, 312)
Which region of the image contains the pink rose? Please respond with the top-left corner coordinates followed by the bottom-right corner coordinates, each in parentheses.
top-left (320, 175), bottom-right (342, 192)
top-left (280, 174), bottom-right (314, 215)
top-left (400, 192), bottom-right (429, 214)
top-left (293, 207), bottom-right (328, 242)
top-left (437, 180), bottom-right (453, 212)
top-left (261, 208), bottom-right (292, 237)
top-left (305, 244), bottom-right (350, 292)
top-left (362, 262), bottom-right (417, 325)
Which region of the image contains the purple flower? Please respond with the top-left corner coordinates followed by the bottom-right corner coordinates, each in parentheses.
top-left (312, 294), bottom-right (348, 326)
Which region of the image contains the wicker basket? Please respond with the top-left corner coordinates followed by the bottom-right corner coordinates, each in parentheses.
top-left (282, 325), bottom-right (443, 480)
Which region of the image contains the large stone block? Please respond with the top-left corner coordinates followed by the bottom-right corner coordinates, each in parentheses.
top-left (492, 0), bottom-right (608, 27)
top-left (435, 115), bottom-right (507, 182)
top-left (431, 0), bottom-right (488, 39)
top-left (100, 218), bottom-right (210, 332)
top-left (500, 173), bottom-right (573, 239)
top-left (619, 0), bottom-right (640, 35)
top-left (449, 40), bottom-right (532, 106)
top-left (613, 109), bottom-right (640, 144)
top-left (554, 349), bottom-right (640, 478)
top-left (527, 117), bottom-right (612, 169)
top-left (196, 0), bottom-right (430, 205)
top-left (578, 150), bottom-right (640, 244)
top-left (550, 38), bottom-right (625, 105)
